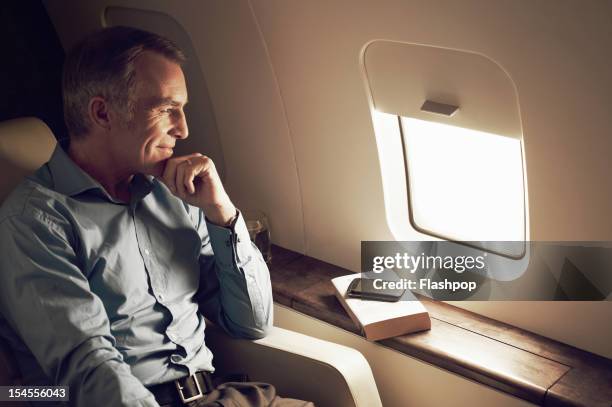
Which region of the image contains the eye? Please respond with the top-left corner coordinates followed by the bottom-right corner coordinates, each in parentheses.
top-left (159, 107), bottom-right (177, 116)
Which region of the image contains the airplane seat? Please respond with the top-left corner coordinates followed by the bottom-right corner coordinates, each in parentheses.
top-left (0, 117), bottom-right (56, 202)
top-left (0, 117), bottom-right (382, 407)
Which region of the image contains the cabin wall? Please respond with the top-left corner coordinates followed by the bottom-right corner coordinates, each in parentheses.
top-left (42, 0), bottom-right (612, 361)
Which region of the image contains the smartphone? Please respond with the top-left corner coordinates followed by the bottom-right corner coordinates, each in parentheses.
top-left (346, 278), bottom-right (406, 302)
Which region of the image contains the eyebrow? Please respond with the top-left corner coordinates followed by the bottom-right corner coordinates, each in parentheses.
top-left (144, 96), bottom-right (188, 109)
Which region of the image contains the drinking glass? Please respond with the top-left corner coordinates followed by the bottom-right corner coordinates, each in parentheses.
top-left (243, 209), bottom-right (272, 264)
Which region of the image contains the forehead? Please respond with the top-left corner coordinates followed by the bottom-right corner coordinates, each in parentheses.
top-left (132, 51), bottom-right (187, 105)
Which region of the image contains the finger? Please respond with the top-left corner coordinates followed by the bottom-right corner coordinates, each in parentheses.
top-left (184, 160), bottom-right (197, 194)
top-left (161, 153), bottom-right (201, 194)
top-left (162, 158), bottom-right (180, 193)
top-left (193, 155), bottom-right (213, 181)
top-left (184, 156), bottom-right (209, 195)
top-left (176, 160), bottom-right (189, 198)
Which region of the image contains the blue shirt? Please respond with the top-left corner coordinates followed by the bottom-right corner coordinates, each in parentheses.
top-left (0, 145), bottom-right (273, 406)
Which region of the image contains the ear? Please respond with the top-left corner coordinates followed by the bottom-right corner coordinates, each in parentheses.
top-left (87, 96), bottom-right (112, 131)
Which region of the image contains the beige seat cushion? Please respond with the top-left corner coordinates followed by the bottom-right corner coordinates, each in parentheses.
top-left (0, 117), bottom-right (56, 202)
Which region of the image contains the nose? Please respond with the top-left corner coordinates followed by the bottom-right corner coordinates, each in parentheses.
top-left (169, 110), bottom-right (189, 140)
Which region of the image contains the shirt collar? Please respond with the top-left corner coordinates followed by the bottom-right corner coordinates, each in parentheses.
top-left (48, 143), bottom-right (155, 204)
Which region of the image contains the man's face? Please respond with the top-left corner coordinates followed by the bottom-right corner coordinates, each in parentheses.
top-left (111, 51), bottom-right (189, 177)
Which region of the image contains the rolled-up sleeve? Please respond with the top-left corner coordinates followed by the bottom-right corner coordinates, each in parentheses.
top-left (195, 209), bottom-right (273, 339)
top-left (0, 203), bottom-right (159, 407)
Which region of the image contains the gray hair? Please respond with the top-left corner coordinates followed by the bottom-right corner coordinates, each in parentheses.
top-left (62, 26), bottom-right (186, 139)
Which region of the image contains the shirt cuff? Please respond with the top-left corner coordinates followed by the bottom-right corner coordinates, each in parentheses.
top-left (206, 210), bottom-right (254, 268)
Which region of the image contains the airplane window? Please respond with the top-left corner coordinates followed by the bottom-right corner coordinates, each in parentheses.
top-left (364, 40), bottom-right (528, 258)
top-left (370, 109), bottom-right (527, 260)
top-left (400, 116), bottom-right (525, 244)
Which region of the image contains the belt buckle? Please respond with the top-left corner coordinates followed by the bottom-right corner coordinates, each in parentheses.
top-left (175, 373), bottom-right (204, 404)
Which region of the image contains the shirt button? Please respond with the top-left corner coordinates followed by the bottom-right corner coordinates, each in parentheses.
top-left (144, 249), bottom-right (150, 255)
top-left (158, 294), bottom-right (164, 301)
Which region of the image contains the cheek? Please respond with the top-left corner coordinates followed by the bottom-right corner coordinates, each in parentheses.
top-left (133, 116), bottom-right (168, 162)
top-left (142, 137), bottom-right (171, 165)
top-left (141, 143), bottom-right (160, 166)
top-left (142, 141), bottom-right (155, 157)
top-left (141, 128), bottom-right (164, 157)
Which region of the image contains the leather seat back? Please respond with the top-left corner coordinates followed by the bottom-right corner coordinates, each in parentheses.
top-left (0, 117), bottom-right (56, 202)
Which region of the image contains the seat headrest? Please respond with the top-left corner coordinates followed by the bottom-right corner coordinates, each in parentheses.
top-left (0, 117), bottom-right (57, 202)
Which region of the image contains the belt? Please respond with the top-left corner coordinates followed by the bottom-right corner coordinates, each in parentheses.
top-left (148, 371), bottom-right (215, 405)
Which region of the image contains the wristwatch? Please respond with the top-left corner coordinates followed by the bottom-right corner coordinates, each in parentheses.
top-left (224, 209), bottom-right (239, 228)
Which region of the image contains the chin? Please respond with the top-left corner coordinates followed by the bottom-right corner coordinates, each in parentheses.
top-left (141, 160), bottom-right (166, 177)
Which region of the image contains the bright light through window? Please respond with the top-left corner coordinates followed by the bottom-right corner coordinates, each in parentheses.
top-left (401, 117), bottom-right (525, 242)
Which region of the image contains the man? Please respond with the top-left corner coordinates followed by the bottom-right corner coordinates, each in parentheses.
top-left (0, 27), bottom-right (311, 406)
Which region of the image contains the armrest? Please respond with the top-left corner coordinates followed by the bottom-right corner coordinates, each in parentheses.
top-left (205, 323), bottom-right (382, 407)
